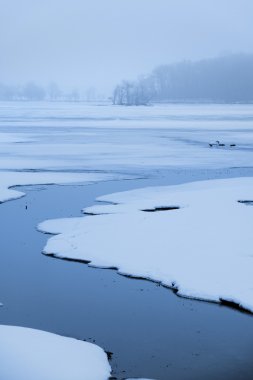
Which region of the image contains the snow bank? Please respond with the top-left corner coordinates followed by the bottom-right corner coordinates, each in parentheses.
top-left (0, 325), bottom-right (111, 380)
top-left (0, 171), bottom-right (125, 203)
top-left (40, 177), bottom-right (253, 312)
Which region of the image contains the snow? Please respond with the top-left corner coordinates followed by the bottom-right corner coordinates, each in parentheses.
top-left (0, 171), bottom-right (125, 203)
top-left (1, 102), bottom-right (253, 172)
top-left (0, 325), bottom-right (111, 380)
top-left (39, 177), bottom-right (253, 312)
top-left (1, 102), bottom-right (253, 375)
top-left (0, 133), bottom-right (30, 143)
top-left (0, 325), bottom-right (154, 380)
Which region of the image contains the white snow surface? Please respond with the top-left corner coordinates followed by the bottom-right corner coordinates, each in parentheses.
top-left (1, 102), bottom-right (253, 171)
top-left (0, 325), bottom-right (111, 380)
top-left (40, 177), bottom-right (253, 312)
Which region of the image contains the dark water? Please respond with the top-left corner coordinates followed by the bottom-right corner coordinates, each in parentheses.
top-left (0, 168), bottom-right (253, 380)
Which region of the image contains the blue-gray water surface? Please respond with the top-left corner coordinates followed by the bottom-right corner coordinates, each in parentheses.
top-left (0, 168), bottom-right (253, 380)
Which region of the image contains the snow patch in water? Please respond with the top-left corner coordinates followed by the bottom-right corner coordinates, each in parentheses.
top-left (0, 325), bottom-right (111, 380)
top-left (40, 177), bottom-right (253, 313)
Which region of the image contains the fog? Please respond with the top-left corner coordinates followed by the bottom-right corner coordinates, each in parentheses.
top-left (113, 54), bottom-right (253, 104)
top-left (1, 0), bottom-right (253, 95)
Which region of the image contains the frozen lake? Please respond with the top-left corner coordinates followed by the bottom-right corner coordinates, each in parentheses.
top-left (0, 169), bottom-right (253, 379)
top-left (1, 102), bottom-right (253, 173)
top-left (1, 102), bottom-right (253, 379)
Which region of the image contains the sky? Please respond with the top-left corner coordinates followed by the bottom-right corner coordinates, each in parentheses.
top-left (1, 0), bottom-right (253, 95)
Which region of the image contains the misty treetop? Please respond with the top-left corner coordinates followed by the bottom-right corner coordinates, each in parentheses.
top-left (0, 82), bottom-right (81, 102)
top-left (113, 54), bottom-right (253, 105)
top-left (0, 82), bottom-right (107, 102)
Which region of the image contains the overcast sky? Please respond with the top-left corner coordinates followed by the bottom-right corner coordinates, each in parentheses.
top-left (1, 0), bottom-right (253, 94)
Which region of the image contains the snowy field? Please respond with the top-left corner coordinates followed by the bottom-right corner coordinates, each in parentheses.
top-left (1, 101), bottom-right (253, 379)
top-left (0, 102), bottom-right (253, 172)
top-left (40, 177), bottom-right (253, 312)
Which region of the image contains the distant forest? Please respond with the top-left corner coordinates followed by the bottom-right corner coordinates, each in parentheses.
top-left (113, 54), bottom-right (253, 105)
top-left (0, 82), bottom-right (81, 102)
top-left (0, 82), bottom-right (105, 102)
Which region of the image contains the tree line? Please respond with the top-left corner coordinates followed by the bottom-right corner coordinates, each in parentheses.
top-left (113, 54), bottom-right (253, 105)
top-left (0, 82), bottom-right (100, 102)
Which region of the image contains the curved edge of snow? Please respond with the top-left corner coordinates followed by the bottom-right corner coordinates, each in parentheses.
top-left (0, 171), bottom-right (131, 204)
top-left (0, 325), bottom-right (111, 380)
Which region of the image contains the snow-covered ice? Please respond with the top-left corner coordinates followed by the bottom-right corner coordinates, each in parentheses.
top-left (1, 102), bottom-right (253, 171)
top-left (40, 177), bottom-right (253, 312)
top-left (0, 325), bottom-right (111, 380)
top-left (1, 102), bottom-right (253, 378)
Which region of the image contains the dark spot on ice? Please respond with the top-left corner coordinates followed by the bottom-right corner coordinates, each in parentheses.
top-left (83, 211), bottom-right (111, 216)
top-left (122, 273), bottom-right (149, 281)
top-left (238, 200), bottom-right (253, 206)
top-left (142, 206), bottom-right (180, 212)
top-left (44, 253), bottom-right (91, 265)
top-left (89, 265), bottom-right (118, 270)
top-left (105, 351), bottom-right (114, 361)
top-left (97, 200), bottom-right (119, 205)
top-left (219, 298), bottom-right (252, 315)
top-left (38, 230), bottom-right (55, 236)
